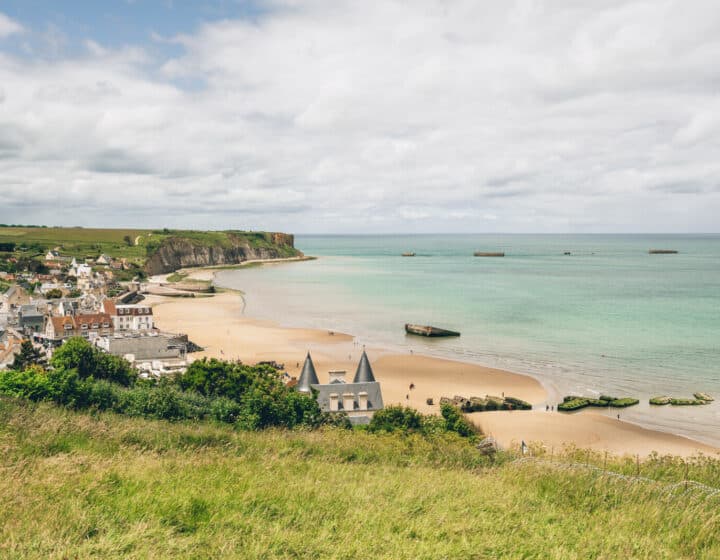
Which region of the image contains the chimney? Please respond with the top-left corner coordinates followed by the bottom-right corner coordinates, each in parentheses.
top-left (358, 391), bottom-right (368, 410)
top-left (343, 392), bottom-right (355, 411)
top-left (328, 370), bottom-right (346, 384)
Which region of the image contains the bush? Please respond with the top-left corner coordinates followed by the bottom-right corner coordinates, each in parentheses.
top-left (210, 397), bottom-right (242, 423)
top-left (117, 384), bottom-right (212, 421)
top-left (440, 403), bottom-right (478, 439)
top-left (51, 337), bottom-right (136, 386)
top-left (0, 366), bottom-right (53, 401)
top-left (369, 405), bottom-right (424, 434)
top-left (178, 358), bottom-right (260, 401)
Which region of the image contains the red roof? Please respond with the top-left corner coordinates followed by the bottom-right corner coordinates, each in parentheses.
top-left (103, 300), bottom-right (117, 315)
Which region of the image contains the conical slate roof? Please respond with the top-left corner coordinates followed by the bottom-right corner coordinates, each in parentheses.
top-left (353, 351), bottom-right (376, 383)
top-left (296, 352), bottom-right (319, 392)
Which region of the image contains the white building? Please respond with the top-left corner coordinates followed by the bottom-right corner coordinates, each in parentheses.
top-left (103, 300), bottom-right (154, 332)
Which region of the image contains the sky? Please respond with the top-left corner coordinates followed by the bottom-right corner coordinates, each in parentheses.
top-left (1, 1), bottom-right (720, 233)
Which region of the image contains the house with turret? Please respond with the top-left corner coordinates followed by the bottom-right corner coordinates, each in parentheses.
top-left (296, 351), bottom-right (384, 425)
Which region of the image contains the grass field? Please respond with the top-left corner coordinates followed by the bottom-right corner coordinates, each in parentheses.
top-left (1, 397), bottom-right (719, 559)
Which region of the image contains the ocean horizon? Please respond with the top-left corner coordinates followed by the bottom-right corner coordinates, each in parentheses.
top-left (216, 233), bottom-right (720, 446)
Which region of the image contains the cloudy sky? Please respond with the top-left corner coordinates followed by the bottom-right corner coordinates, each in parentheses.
top-left (1, 1), bottom-right (720, 233)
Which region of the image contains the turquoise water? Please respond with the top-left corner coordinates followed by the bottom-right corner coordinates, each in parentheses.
top-left (216, 234), bottom-right (720, 445)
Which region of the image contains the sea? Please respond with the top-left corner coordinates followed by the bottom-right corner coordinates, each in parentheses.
top-left (215, 234), bottom-right (720, 447)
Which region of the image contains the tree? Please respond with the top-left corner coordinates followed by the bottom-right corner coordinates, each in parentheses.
top-left (50, 337), bottom-right (136, 386)
top-left (46, 288), bottom-right (63, 299)
top-left (123, 235), bottom-right (133, 246)
top-left (11, 340), bottom-right (46, 371)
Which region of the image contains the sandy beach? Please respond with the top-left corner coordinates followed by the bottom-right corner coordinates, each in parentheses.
top-left (150, 283), bottom-right (719, 459)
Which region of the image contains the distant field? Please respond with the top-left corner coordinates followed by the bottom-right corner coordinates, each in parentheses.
top-left (0, 227), bottom-right (295, 268)
top-left (1, 398), bottom-right (719, 559)
top-left (0, 227), bottom-right (154, 263)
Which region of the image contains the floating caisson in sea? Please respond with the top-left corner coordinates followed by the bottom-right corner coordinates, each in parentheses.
top-left (405, 324), bottom-right (461, 337)
top-left (474, 251), bottom-right (505, 257)
top-left (649, 249), bottom-right (678, 254)
top-left (401, 252), bottom-right (416, 257)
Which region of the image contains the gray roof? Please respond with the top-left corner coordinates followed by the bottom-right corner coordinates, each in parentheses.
top-left (20, 305), bottom-right (43, 318)
top-left (296, 352), bottom-right (319, 393)
top-left (353, 351), bottom-right (376, 383)
top-left (311, 381), bottom-right (384, 412)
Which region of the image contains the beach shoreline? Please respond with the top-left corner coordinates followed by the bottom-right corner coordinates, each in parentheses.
top-left (147, 267), bottom-right (719, 459)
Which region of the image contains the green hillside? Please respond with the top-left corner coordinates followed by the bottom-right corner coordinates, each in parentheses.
top-left (0, 226), bottom-right (299, 273)
top-left (1, 397), bottom-right (719, 559)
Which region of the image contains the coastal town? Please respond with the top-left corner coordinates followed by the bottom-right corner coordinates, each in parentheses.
top-left (0, 247), bottom-right (190, 377)
top-left (0, 241), bottom-right (390, 422)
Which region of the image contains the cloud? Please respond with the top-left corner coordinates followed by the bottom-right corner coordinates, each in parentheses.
top-left (0, 13), bottom-right (23, 38)
top-left (1, 1), bottom-right (720, 232)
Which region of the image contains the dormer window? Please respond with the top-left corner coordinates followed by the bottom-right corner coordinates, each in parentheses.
top-left (102, 322), bottom-right (110, 328)
top-left (64, 324), bottom-right (73, 331)
top-left (91, 323), bottom-right (98, 329)
top-left (81, 324), bottom-right (88, 330)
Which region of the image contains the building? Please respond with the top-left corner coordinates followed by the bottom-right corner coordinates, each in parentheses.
top-left (18, 304), bottom-right (45, 334)
top-left (102, 300), bottom-right (154, 332)
top-left (1, 285), bottom-right (22, 309)
top-left (44, 313), bottom-right (114, 343)
top-left (96, 254), bottom-right (112, 266)
top-left (95, 334), bottom-right (187, 376)
top-left (297, 351), bottom-right (384, 425)
top-left (0, 328), bottom-right (24, 369)
top-left (97, 334), bottom-right (186, 362)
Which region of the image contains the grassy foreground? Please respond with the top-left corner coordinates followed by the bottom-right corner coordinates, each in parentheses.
top-left (1, 398), bottom-right (719, 559)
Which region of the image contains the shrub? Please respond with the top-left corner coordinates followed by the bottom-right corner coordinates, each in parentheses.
top-left (178, 358), bottom-right (260, 401)
top-left (0, 365), bottom-right (52, 401)
top-left (86, 379), bottom-right (122, 411)
top-left (210, 397), bottom-right (242, 423)
top-left (51, 337), bottom-right (136, 386)
top-left (440, 403), bottom-right (478, 439)
top-left (369, 405), bottom-right (424, 434)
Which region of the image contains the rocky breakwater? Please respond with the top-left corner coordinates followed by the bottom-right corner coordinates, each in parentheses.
top-left (144, 232), bottom-right (301, 275)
